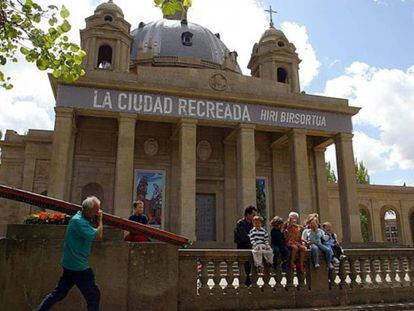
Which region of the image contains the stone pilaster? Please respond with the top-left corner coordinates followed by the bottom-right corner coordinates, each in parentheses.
top-left (48, 107), bottom-right (75, 200)
top-left (114, 114), bottom-right (136, 218)
top-left (288, 129), bottom-right (312, 220)
top-left (224, 139), bottom-right (237, 242)
top-left (335, 133), bottom-right (363, 243)
top-left (313, 146), bottom-right (329, 222)
top-left (178, 119), bottom-right (197, 241)
top-left (19, 150), bottom-right (36, 219)
top-left (237, 124), bottom-right (256, 211)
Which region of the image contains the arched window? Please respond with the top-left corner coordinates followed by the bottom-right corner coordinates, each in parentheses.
top-left (277, 67), bottom-right (288, 83)
top-left (383, 208), bottom-right (400, 244)
top-left (81, 183), bottom-right (104, 204)
top-left (97, 45), bottom-right (113, 70)
top-left (359, 206), bottom-right (373, 242)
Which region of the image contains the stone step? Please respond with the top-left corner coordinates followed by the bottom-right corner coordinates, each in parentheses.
top-left (263, 302), bottom-right (414, 311)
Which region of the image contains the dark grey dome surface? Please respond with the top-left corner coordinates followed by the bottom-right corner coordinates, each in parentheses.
top-left (130, 19), bottom-right (241, 72)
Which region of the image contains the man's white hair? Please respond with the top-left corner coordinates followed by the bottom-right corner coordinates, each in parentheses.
top-left (82, 196), bottom-right (101, 211)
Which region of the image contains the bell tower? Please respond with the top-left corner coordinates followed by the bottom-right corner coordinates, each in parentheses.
top-left (80, 0), bottom-right (132, 72)
top-left (248, 8), bottom-right (301, 93)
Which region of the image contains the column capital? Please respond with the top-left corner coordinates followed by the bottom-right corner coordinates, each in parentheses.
top-left (334, 132), bottom-right (354, 142)
top-left (178, 118), bottom-right (198, 128)
top-left (271, 134), bottom-right (288, 150)
top-left (238, 123), bottom-right (256, 131)
top-left (118, 112), bottom-right (137, 121)
top-left (288, 128), bottom-right (307, 137)
top-left (54, 107), bottom-right (75, 118)
top-left (313, 146), bottom-right (327, 153)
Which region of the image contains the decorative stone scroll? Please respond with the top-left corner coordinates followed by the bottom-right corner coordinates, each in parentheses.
top-left (197, 140), bottom-right (212, 161)
top-left (144, 138), bottom-right (159, 156)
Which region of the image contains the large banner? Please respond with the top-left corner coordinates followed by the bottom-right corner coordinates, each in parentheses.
top-left (57, 85), bottom-right (353, 133)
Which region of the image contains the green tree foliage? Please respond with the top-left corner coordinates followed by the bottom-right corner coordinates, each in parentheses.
top-left (359, 209), bottom-right (372, 242)
top-left (0, 0), bottom-right (87, 89)
top-left (1, 0), bottom-right (193, 90)
top-left (355, 159), bottom-right (370, 184)
top-left (154, 0), bottom-right (192, 15)
top-left (325, 161), bottom-right (337, 183)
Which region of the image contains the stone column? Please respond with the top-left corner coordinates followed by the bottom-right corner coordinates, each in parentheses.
top-left (48, 107), bottom-right (75, 200)
top-left (401, 202), bottom-right (413, 246)
top-left (370, 199), bottom-right (383, 242)
top-left (224, 140), bottom-right (237, 243)
top-left (313, 146), bottom-right (329, 222)
top-left (288, 129), bottom-right (312, 220)
top-left (114, 113), bottom-right (136, 218)
top-left (19, 148), bottom-right (36, 219)
top-left (335, 133), bottom-right (363, 243)
top-left (178, 119), bottom-right (197, 241)
top-left (237, 124), bottom-right (256, 211)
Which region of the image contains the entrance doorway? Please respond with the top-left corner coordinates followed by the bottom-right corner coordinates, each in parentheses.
top-left (196, 194), bottom-right (216, 241)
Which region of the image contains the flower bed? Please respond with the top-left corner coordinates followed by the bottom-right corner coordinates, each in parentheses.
top-left (24, 212), bottom-right (71, 225)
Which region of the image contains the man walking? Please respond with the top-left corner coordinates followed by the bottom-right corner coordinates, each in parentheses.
top-left (234, 205), bottom-right (257, 286)
top-left (38, 196), bottom-right (103, 311)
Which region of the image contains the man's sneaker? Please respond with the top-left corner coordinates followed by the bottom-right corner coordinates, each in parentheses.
top-left (332, 257), bottom-right (340, 264)
top-left (328, 262), bottom-right (334, 269)
top-left (340, 254), bottom-right (346, 260)
top-left (314, 263), bottom-right (320, 268)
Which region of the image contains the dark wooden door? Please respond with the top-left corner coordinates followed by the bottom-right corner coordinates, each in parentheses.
top-left (196, 194), bottom-right (216, 241)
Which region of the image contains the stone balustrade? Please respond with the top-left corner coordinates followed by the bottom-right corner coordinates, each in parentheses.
top-left (178, 248), bottom-right (414, 310)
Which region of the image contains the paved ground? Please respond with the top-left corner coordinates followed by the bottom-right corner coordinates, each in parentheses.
top-left (261, 302), bottom-right (414, 311)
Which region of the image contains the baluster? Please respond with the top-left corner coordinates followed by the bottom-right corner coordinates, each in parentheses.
top-left (338, 256), bottom-right (348, 289)
top-left (388, 256), bottom-right (397, 286)
top-left (211, 260), bottom-right (222, 295)
top-left (261, 263), bottom-right (272, 293)
top-left (198, 259), bottom-right (210, 296)
top-left (285, 265), bottom-right (295, 291)
top-left (395, 256), bottom-right (405, 287)
top-left (296, 264), bottom-right (306, 290)
top-left (359, 256), bottom-right (368, 288)
top-left (369, 257), bottom-right (379, 288)
top-left (349, 257), bottom-right (358, 288)
top-left (237, 259), bottom-right (249, 293)
top-left (329, 260), bottom-right (338, 289)
top-left (273, 257), bottom-right (283, 290)
top-left (224, 259), bottom-right (236, 295)
top-left (408, 256), bottom-right (414, 286)
top-left (379, 257), bottom-right (389, 287)
top-left (250, 260), bottom-right (260, 293)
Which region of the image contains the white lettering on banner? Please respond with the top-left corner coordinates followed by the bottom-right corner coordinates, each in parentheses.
top-left (84, 88), bottom-right (339, 130)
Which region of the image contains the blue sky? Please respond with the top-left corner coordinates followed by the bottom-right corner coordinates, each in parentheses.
top-left (1, 0), bottom-right (413, 186)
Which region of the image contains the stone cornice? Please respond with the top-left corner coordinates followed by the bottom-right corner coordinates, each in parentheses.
top-left (49, 67), bottom-right (360, 116)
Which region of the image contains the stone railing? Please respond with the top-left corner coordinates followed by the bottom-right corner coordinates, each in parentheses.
top-left (178, 248), bottom-right (414, 311)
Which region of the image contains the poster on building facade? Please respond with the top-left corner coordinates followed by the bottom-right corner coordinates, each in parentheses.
top-left (133, 170), bottom-right (165, 228)
top-left (256, 177), bottom-right (268, 221)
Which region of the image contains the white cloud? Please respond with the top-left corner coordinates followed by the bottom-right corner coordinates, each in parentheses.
top-left (323, 61), bottom-right (414, 172)
top-left (1, 0), bottom-right (320, 136)
top-left (281, 22), bottom-right (321, 88)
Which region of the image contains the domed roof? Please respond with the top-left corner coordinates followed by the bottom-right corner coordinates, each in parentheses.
top-left (95, 0), bottom-right (123, 17)
top-left (130, 19), bottom-right (241, 73)
top-left (259, 26), bottom-right (287, 43)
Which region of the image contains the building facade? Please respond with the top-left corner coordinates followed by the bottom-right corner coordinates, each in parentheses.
top-left (1, 1), bottom-right (413, 246)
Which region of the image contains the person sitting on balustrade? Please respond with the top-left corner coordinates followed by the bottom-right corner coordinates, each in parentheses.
top-left (322, 221), bottom-right (346, 264)
top-left (249, 216), bottom-right (274, 270)
top-left (270, 216), bottom-right (289, 272)
top-left (283, 212), bottom-right (306, 273)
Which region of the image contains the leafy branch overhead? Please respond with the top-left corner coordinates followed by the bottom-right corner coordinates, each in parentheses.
top-left (154, 0), bottom-right (192, 16)
top-left (0, 0), bottom-right (193, 90)
top-left (0, 0), bottom-right (86, 89)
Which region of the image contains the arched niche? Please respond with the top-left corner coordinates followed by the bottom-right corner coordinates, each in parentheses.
top-left (381, 206), bottom-right (401, 244)
top-left (97, 44), bottom-right (113, 70)
top-left (277, 67), bottom-right (288, 83)
top-left (359, 205), bottom-right (373, 242)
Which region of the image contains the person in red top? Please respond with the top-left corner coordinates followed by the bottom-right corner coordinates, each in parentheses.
top-left (284, 211), bottom-right (306, 273)
top-left (124, 200), bottom-right (150, 242)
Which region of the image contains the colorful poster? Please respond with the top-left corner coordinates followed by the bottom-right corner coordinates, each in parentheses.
top-left (256, 177), bottom-right (268, 221)
top-left (134, 170), bottom-right (165, 228)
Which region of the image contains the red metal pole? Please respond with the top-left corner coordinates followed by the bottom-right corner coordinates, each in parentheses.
top-left (0, 184), bottom-right (190, 246)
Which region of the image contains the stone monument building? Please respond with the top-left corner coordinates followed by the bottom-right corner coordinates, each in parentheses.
top-left (1, 1), bottom-right (413, 246)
